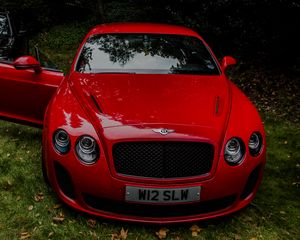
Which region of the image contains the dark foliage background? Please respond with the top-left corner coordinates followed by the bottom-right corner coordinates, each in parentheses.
top-left (1, 0), bottom-right (299, 68)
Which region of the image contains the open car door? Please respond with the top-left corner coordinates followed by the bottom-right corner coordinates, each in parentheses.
top-left (0, 55), bottom-right (64, 127)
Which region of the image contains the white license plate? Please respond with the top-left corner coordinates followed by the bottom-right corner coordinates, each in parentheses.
top-left (125, 186), bottom-right (201, 203)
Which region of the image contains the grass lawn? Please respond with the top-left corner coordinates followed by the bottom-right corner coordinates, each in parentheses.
top-left (0, 23), bottom-right (299, 239)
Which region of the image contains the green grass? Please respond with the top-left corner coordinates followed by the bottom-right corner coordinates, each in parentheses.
top-left (1, 23), bottom-right (299, 239)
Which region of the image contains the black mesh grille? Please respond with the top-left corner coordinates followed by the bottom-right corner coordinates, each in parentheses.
top-left (113, 142), bottom-right (214, 178)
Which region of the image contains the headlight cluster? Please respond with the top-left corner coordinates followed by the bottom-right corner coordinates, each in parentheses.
top-left (53, 129), bottom-right (70, 154)
top-left (75, 136), bottom-right (99, 164)
top-left (53, 130), bottom-right (99, 164)
top-left (224, 132), bottom-right (263, 165)
top-left (224, 137), bottom-right (245, 165)
top-left (248, 132), bottom-right (263, 156)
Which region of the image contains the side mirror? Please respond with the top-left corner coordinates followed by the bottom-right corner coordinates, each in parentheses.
top-left (221, 56), bottom-right (237, 71)
top-left (14, 56), bottom-right (41, 74)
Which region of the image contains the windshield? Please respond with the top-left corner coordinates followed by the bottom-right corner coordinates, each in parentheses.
top-left (0, 15), bottom-right (10, 37)
top-left (76, 34), bottom-right (219, 75)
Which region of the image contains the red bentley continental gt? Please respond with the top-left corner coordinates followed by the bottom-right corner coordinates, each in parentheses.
top-left (0, 23), bottom-right (266, 223)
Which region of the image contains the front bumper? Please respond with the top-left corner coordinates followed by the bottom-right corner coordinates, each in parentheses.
top-left (44, 138), bottom-right (266, 224)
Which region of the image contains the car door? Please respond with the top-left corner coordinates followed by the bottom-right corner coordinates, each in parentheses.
top-left (0, 59), bottom-right (64, 127)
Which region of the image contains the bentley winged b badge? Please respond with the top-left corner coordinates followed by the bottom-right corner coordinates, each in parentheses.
top-left (152, 128), bottom-right (175, 135)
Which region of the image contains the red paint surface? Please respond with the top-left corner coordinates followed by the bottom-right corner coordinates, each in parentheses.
top-left (0, 62), bottom-right (63, 126)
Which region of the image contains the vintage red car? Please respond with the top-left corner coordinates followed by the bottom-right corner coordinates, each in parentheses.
top-left (0, 23), bottom-right (266, 223)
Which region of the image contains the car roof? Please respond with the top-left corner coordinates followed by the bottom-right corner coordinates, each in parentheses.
top-left (87, 22), bottom-right (202, 39)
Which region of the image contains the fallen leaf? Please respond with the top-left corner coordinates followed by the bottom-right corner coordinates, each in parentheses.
top-left (111, 233), bottom-right (119, 240)
top-left (53, 204), bottom-right (62, 209)
top-left (48, 232), bottom-right (54, 238)
top-left (120, 228), bottom-right (128, 240)
top-left (249, 238), bottom-right (257, 240)
top-left (190, 224), bottom-right (203, 237)
top-left (34, 192), bottom-right (44, 202)
top-left (3, 180), bottom-right (13, 190)
top-left (28, 205), bottom-right (34, 211)
top-left (155, 228), bottom-right (169, 239)
top-left (87, 219), bottom-right (97, 228)
top-left (110, 228), bottom-right (128, 240)
top-left (292, 182), bottom-right (300, 186)
top-left (20, 232), bottom-right (31, 239)
top-left (53, 212), bottom-right (65, 223)
top-left (53, 216), bottom-right (64, 223)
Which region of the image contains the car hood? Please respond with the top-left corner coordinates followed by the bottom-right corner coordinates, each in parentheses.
top-left (70, 72), bottom-right (231, 132)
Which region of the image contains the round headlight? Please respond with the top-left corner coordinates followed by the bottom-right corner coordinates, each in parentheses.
top-left (76, 135), bottom-right (99, 164)
top-left (53, 129), bottom-right (70, 154)
top-left (249, 132), bottom-right (263, 156)
top-left (224, 137), bottom-right (245, 165)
